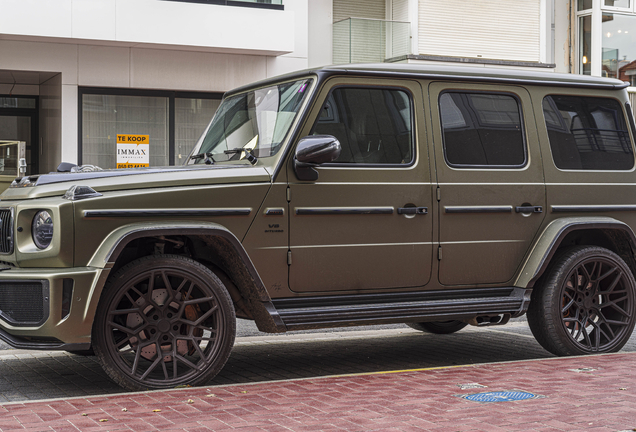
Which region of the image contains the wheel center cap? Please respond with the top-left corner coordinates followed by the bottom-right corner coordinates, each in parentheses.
top-left (157, 320), bottom-right (171, 333)
top-left (584, 297), bottom-right (594, 309)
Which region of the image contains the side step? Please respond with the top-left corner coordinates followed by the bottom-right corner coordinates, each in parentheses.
top-left (272, 287), bottom-right (529, 331)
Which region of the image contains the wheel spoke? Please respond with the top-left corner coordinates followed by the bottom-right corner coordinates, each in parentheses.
top-left (108, 320), bottom-right (141, 335)
top-left (176, 354), bottom-right (205, 372)
top-left (140, 343), bottom-right (164, 380)
top-left (596, 266), bottom-right (618, 284)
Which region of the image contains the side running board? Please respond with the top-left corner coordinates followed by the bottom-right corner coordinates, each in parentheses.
top-left (272, 287), bottom-right (530, 331)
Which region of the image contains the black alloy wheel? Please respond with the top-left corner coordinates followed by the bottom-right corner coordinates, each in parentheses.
top-left (93, 255), bottom-right (236, 391)
top-left (528, 246), bottom-right (636, 356)
top-left (407, 320), bottom-right (468, 334)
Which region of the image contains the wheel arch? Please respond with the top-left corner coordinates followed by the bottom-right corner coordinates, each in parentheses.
top-left (85, 222), bottom-right (286, 334)
top-left (515, 217), bottom-right (636, 291)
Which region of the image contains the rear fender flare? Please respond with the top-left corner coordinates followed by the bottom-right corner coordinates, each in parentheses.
top-left (515, 216), bottom-right (636, 290)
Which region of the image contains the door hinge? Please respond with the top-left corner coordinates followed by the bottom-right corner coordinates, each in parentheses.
top-left (436, 187), bottom-right (441, 202)
top-left (286, 186), bottom-right (291, 202)
top-left (287, 250), bottom-right (292, 265)
top-left (438, 246), bottom-right (442, 260)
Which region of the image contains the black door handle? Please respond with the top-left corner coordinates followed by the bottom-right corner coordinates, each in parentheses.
top-left (398, 207), bottom-right (428, 215)
top-left (515, 205), bottom-right (543, 213)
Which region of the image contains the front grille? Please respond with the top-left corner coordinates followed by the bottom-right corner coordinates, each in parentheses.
top-left (0, 209), bottom-right (13, 254)
top-left (0, 281), bottom-right (49, 326)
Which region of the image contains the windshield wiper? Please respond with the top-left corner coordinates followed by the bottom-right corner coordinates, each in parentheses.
top-left (190, 152), bottom-right (215, 165)
top-left (224, 148), bottom-right (257, 165)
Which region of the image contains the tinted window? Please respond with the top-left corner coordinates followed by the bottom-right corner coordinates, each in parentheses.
top-left (311, 87), bottom-right (413, 164)
top-left (543, 95), bottom-right (634, 170)
top-left (439, 92), bottom-right (526, 167)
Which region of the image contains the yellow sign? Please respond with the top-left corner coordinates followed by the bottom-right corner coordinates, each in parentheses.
top-left (117, 134), bottom-right (149, 144)
top-left (116, 134), bottom-right (149, 169)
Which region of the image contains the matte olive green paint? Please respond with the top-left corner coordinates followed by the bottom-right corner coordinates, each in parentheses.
top-left (0, 63), bottom-right (633, 346)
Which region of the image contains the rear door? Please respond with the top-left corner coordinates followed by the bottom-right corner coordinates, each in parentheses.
top-left (287, 77), bottom-right (434, 293)
top-left (429, 82), bottom-right (546, 286)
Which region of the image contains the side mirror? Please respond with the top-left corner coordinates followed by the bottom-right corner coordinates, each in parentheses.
top-left (293, 135), bottom-right (341, 181)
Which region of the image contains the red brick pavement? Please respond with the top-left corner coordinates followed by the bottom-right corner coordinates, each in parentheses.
top-left (0, 353), bottom-right (635, 431)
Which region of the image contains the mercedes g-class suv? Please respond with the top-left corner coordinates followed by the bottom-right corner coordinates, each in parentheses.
top-left (0, 64), bottom-right (635, 391)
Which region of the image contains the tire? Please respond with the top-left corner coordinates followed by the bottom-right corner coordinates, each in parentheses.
top-left (527, 246), bottom-right (636, 356)
top-left (407, 320), bottom-right (468, 334)
top-left (93, 255), bottom-right (236, 391)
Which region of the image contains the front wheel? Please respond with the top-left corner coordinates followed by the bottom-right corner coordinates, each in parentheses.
top-left (93, 255), bottom-right (236, 391)
top-left (527, 246), bottom-right (636, 356)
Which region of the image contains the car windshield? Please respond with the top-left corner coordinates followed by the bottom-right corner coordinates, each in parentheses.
top-left (188, 79), bottom-right (311, 164)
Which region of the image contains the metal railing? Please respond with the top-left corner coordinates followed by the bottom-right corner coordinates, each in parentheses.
top-left (333, 18), bottom-right (410, 64)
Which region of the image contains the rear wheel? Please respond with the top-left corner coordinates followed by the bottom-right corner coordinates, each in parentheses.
top-left (93, 255), bottom-right (236, 391)
top-left (407, 320), bottom-right (468, 334)
top-left (528, 246), bottom-right (636, 356)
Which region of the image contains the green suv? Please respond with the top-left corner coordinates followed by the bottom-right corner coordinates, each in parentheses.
top-left (1, 64), bottom-right (635, 391)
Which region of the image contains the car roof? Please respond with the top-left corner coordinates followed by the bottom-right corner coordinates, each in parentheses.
top-left (225, 63), bottom-right (629, 97)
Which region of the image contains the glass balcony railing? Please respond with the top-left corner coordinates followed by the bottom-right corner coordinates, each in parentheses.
top-left (333, 18), bottom-right (411, 64)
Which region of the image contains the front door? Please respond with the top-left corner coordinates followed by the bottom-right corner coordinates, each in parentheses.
top-left (429, 82), bottom-right (546, 286)
top-left (287, 78), bottom-right (434, 293)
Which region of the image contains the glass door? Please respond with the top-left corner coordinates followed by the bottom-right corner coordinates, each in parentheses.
top-left (0, 97), bottom-right (38, 176)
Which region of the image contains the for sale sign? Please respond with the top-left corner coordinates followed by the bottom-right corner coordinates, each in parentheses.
top-left (116, 134), bottom-right (149, 168)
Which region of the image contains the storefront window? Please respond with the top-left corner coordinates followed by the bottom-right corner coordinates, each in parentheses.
top-left (580, 15), bottom-right (593, 75)
top-left (80, 90), bottom-right (221, 169)
top-left (602, 13), bottom-right (636, 83)
top-left (174, 98), bottom-right (221, 165)
top-left (82, 94), bottom-right (169, 169)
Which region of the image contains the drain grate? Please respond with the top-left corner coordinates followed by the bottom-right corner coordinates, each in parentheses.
top-left (457, 390), bottom-right (544, 403)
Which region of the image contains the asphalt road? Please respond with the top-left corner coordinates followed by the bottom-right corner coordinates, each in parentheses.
top-left (0, 317), bottom-right (634, 403)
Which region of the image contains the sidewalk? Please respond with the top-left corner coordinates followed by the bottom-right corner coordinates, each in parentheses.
top-left (0, 352), bottom-right (634, 431)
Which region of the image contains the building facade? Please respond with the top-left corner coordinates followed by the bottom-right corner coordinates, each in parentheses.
top-left (0, 0), bottom-right (633, 177)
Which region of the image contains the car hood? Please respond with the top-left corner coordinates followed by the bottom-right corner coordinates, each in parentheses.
top-left (0, 164), bottom-right (272, 200)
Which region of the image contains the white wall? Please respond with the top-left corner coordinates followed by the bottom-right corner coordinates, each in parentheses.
top-left (308, 0), bottom-right (333, 68)
top-left (0, 0), bottom-right (295, 56)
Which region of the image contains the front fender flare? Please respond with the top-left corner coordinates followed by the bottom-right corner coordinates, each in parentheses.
top-left (515, 216), bottom-right (636, 290)
top-left (84, 221), bottom-right (285, 333)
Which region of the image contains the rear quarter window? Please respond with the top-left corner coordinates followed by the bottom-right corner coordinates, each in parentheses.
top-left (542, 95), bottom-right (634, 170)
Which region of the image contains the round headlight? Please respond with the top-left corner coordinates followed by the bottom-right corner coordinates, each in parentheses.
top-left (32, 210), bottom-right (53, 249)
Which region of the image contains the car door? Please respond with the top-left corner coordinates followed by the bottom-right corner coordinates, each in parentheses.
top-left (286, 77), bottom-right (434, 293)
top-left (429, 82), bottom-right (546, 286)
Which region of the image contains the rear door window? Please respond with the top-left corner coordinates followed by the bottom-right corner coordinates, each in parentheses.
top-left (439, 92), bottom-right (526, 168)
top-left (542, 95), bottom-right (634, 170)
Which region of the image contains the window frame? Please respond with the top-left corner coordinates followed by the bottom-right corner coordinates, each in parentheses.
top-left (601, 0), bottom-right (634, 13)
top-left (78, 87), bottom-right (222, 167)
top-left (438, 89), bottom-right (529, 170)
top-left (308, 84), bottom-right (417, 169)
top-left (541, 93), bottom-right (635, 171)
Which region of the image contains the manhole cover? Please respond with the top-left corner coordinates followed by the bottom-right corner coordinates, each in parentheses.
top-left (457, 390), bottom-right (544, 403)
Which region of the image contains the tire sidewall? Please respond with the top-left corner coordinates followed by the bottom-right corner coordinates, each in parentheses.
top-left (530, 246), bottom-right (636, 356)
top-left (93, 255), bottom-right (236, 391)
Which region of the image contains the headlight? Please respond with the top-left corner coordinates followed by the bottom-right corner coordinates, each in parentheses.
top-left (32, 210), bottom-right (53, 249)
